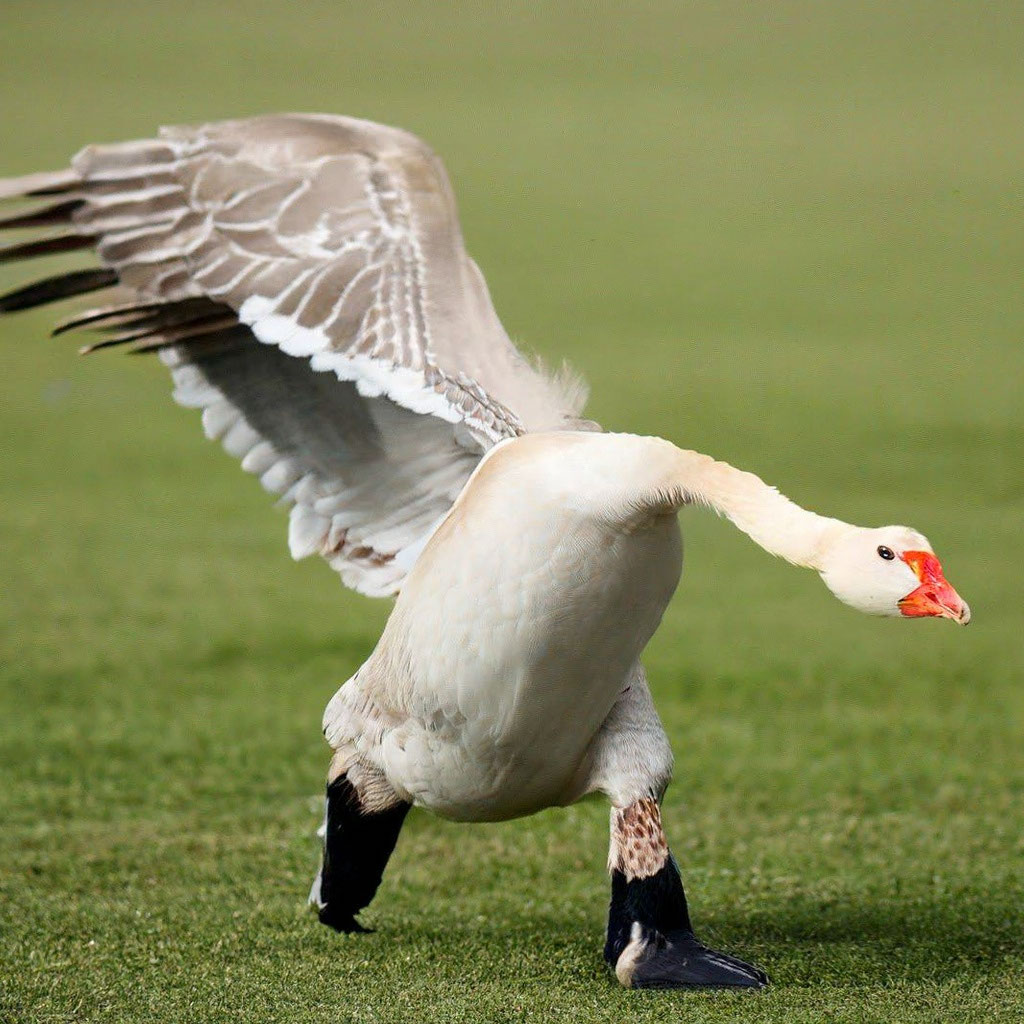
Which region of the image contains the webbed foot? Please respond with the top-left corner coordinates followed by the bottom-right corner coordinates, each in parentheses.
top-left (604, 801), bottom-right (769, 991)
top-left (309, 772), bottom-right (409, 935)
top-left (614, 922), bottom-right (768, 989)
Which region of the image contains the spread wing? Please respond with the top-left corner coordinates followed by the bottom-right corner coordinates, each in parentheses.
top-left (0, 114), bottom-right (588, 596)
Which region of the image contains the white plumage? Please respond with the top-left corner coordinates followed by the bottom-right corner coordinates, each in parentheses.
top-left (0, 114), bottom-right (968, 988)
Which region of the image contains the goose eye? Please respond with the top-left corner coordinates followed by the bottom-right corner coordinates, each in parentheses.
top-left (877, 545), bottom-right (895, 561)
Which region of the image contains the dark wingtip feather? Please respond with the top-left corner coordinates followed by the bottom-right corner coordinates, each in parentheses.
top-left (0, 199), bottom-right (82, 232)
top-left (80, 314), bottom-right (237, 355)
top-left (0, 233), bottom-right (95, 263)
top-left (51, 301), bottom-right (167, 336)
top-left (0, 268), bottom-right (118, 313)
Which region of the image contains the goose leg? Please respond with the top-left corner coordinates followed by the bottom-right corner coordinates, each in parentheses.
top-left (309, 756), bottom-right (410, 933)
top-left (605, 799), bottom-right (767, 989)
top-left (584, 666), bottom-right (767, 989)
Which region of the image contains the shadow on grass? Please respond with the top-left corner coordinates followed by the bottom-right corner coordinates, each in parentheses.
top-left (350, 890), bottom-right (1022, 990)
top-left (701, 893), bottom-right (1023, 985)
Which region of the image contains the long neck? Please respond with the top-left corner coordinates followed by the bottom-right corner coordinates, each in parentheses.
top-left (657, 444), bottom-right (849, 570)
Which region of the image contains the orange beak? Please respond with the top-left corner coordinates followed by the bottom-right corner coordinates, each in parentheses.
top-left (898, 550), bottom-right (970, 624)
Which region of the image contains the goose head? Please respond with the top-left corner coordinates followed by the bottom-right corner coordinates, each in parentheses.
top-left (818, 526), bottom-right (970, 623)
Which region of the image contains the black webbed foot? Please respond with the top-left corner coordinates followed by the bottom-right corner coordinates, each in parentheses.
top-left (310, 772), bottom-right (409, 934)
top-left (616, 923), bottom-right (768, 989)
top-left (316, 904), bottom-right (372, 934)
top-left (604, 810), bottom-right (770, 991)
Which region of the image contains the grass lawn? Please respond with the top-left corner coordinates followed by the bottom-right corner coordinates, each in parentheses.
top-left (1, 2), bottom-right (1022, 1021)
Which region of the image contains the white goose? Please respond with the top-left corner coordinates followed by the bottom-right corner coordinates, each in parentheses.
top-left (0, 114), bottom-right (969, 990)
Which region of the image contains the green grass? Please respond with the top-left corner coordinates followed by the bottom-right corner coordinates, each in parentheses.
top-left (1, 2), bottom-right (1022, 1021)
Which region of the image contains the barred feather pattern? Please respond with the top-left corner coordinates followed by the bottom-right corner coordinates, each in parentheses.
top-left (0, 113), bottom-right (590, 593)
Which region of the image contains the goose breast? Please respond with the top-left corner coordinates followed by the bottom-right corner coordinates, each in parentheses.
top-left (327, 433), bottom-right (684, 821)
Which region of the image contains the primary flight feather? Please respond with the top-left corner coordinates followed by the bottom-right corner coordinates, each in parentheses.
top-left (1, 114), bottom-right (586, 595)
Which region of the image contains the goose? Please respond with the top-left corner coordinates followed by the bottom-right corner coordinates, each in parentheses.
top-left (0, 113), bottom-right (969, 991)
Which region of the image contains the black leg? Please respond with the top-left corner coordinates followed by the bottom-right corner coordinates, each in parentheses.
top-left (605, 852), bottom-right (692, 964)
top-left (311, 772), bottom-right (410, 933)
top-left (605, 800), bottom-right (768, 989)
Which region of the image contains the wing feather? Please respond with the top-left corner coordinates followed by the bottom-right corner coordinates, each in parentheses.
top-left (0, 113), bottom-right (591, 594)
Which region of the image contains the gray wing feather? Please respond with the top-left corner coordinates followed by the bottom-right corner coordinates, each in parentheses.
top-left (0, 113), bottom-right (588, 595)
top-left (161, 329), bottom-right (478, 596)
top-left (74, 114), bottom-right (581, 438)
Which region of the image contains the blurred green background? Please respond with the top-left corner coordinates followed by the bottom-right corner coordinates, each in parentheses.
top-left (1, 2), bottom-right (1021, 1021)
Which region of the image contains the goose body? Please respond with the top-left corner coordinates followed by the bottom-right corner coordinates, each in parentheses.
top-left (1, 113), bottom-right (968, 991)
top-left (326, 431), bottom-right (682, 821)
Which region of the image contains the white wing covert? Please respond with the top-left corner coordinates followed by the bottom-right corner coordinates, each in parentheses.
top-left (0, 114), bottom-right (588, 595)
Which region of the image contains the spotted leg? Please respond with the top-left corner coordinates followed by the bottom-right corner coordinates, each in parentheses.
top-left (309, 751), bottom-right (410, 933)
top-left (585, 666), bottom-right (768, 989)
top-left (604, 799), bottom-right (767, 988)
